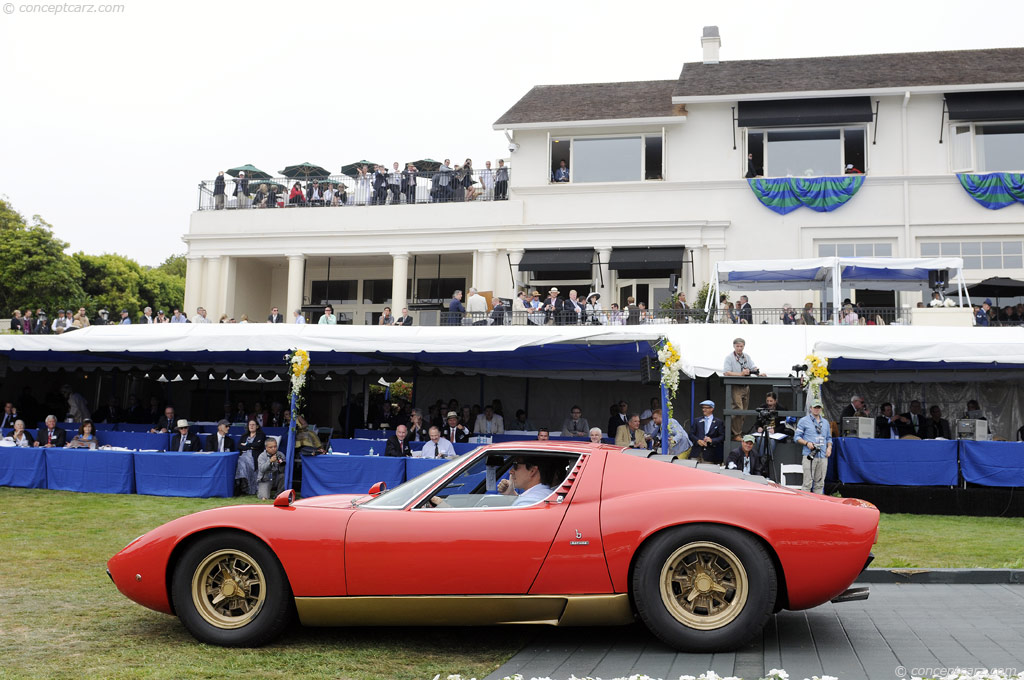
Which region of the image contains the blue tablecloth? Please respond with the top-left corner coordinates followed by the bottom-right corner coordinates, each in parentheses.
top-left (103, 432), bottom-right (171, 451)
top-left (960, 440), bottom-right (1024, 487)
top-left (117, 423), bottom-right (158, 432)
top-left (405, 457), bottom-right (449, 479)
top-left (134, 451), bottom-right (238, 497)
top-left (0, 447), bottom-right (47, 488)
top-left (46, 448), bottom-right (135, 494)
top-left (301, 455), bottom-right (406, 498)
top-left (834, 437), bottom-right (959, 486)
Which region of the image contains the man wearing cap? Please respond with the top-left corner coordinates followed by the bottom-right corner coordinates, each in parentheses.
top-left (171, 419), bottom-right (202, 452)
top-left (51, 309), bottom-right (68, 334)
top-left (794, 401), bottom-right (832, 494)
top-left (975, 299), bottom-right (992, 326)
top-left (726, 434), bottom-right (763, 475)
top-left (442, 411), bottom-right (470, 443)
top-left (543, 287), bottom-right (564, 325)
top-left (205, 419), bottom-right (237, 453)
top-left (689, 399), bottom-right (725, 463)
top-left (119, 310), bottom-right (132, 325)
top-left (723, 337), bottom-right (758, 441)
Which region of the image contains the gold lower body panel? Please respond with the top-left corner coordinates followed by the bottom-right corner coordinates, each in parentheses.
top-left (294, 593), bottom-right (634, 627)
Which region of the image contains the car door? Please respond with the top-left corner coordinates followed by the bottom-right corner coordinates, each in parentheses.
top-left (344, 451), bottom-right (585, 595)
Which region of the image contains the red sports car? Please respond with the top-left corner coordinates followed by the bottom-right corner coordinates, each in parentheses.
top-left (107, 442), bottom-right (878, 651)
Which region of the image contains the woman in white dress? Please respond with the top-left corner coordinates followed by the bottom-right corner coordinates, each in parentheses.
top-left (354, 166), bottom-right (372, 206)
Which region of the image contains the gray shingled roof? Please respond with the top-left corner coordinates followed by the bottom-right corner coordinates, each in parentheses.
top-left (674, 47), bottom-right (1024, 98)
top-left (493, 80), bottom-right (682, 127)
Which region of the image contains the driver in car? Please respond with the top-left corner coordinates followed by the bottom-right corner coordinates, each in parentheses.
top-left (497, 456), bottom-right (557, 506)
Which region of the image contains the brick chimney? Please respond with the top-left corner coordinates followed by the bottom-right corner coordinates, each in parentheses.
top-left (702, 25), bottom-right (721, 64)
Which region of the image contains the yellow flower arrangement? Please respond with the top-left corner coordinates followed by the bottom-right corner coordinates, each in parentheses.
top-left (804, 353), bottom-right (829, 382)
top-left (657, 339), bottom-right (684, 419)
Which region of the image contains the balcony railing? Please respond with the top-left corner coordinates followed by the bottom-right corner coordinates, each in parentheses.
top-left (197, 169), bottom-right (511, 211)
top-left (407, 306), bottom-right (915, 327)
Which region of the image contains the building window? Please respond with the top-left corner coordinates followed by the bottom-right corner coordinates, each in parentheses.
top-left (818, 242), bottom-right (892, 258)
top-left (949, 122), bottom-right (1024, 172)
top-left (549, 133), bottom-right (664, 183)
top-left (415, 278), bottom-right (466, 302)
top-left (310, 279), bottom-right (357, 305)
top-left (747, 126), bottom-right (866, 178)
top-left (920, 241), bottom-right (1024, 270)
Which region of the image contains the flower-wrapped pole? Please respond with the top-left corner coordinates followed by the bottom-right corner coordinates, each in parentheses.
top-left (283, 349), bottom-right (310, 492)
top-left (656, 339), bottom-right (684, 455)
top-left (802, 353), bottom-right (829, 414)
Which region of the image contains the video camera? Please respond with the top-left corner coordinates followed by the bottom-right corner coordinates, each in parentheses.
top-left (754, 406), bottom-right (777, 426)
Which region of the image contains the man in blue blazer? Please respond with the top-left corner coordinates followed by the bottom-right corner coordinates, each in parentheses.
top-left (688, 399), bottom-right (725, 463)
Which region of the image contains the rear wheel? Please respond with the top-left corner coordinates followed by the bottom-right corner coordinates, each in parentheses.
top-left (171, 532), bottom-right (292, 646)
top-left (632, 524), bottom-right (776, 652)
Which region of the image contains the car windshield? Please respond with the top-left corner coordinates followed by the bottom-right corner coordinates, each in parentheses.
top-left (360, 455), bottom-right (465, 509)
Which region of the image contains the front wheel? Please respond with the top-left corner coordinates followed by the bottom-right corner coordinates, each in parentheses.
top-left (171, 532), bottom-right (293, 646)
top-left (632, 524), bottom-right (776, 652)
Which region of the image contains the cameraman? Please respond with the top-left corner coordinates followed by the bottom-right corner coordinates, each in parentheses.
top-left (755, 391), bottom-right (793, 437)
top-left (794, 401), bottom-right (832, 494)
top-left (723, 337), bottom-right (758, 441)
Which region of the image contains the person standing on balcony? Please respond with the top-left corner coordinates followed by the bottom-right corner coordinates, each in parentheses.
top-left (213, 171), bottom-right (226, 210)
top-left (724, 337), bottom-right (758, 441)
top-left (354, 165), bottom-right (371, 205)
top-left (388, 162), bottom-right (403, 204)
top-left (738, 295), bottom-right (753, 324)
top-left (372, 165), bottom-right (388, 206)
top-left (480, 161), bottom-right (495, 200)
top-left (437, 159), bottom-right (453, 202)
top-left (318, 305), bottom-right (336, 325)
top-left (267, 307), bottom-right (283, 323)
top-left (452, 164), bottom-right (466, 202)
top-left (494, 159), bottom-right (508, 200)
top-left (466, 287), bottom-right (487, 325)
top-left (464, 159), bottom-right (479, 201)
top-left (446, 289), bottom-right (465, 326)
top-left (402, 164), bottom-right (418, 205)
top-left (233, 171), bottom-right (249, 209)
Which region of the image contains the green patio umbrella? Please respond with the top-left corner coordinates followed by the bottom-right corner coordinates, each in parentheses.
top-left (280, 162), bottom-right (330, 179)
top-left (226, 164), bottom-right (273, 180)
top-left (340, 160), bottom-right (380, 177)
top-left (408, 158), bottom-right (441, 171)
top-left (251, 181), bottom-right (288, 193)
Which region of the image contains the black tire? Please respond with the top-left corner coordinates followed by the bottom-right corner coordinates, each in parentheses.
top-left (171, 531), bottom-right (293, 647)
top-left (632, 524), bottom-right (776, 652)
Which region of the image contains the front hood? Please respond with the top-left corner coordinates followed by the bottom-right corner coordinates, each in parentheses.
top-left (293, 493), bottom-right (368, 509)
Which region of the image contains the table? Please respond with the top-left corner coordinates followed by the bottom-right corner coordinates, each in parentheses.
top-left (834, 437), bottom-right (959, 486)
top-left (134, 451), bottom-right (238, 497)
top-left (301, 455), bottom-right (406, 497)
top-left (46, 447), bottom-right (135, 494)
top-left (960, 440), bottom-right (1024, 487)
top-left (0, 446), bottom-right (47, 488)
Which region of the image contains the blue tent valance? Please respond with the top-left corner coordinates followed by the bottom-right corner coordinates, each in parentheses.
top-left (957, 172), bottom-right (1024, 210)
top-left (747, 176), bottom-right (864, 215)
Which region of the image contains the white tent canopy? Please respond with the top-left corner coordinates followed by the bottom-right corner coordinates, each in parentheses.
top-left (705, 256), bottom-right (969, 324)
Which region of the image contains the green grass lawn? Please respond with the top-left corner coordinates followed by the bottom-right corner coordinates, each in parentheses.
top-left (1, 487), bottom-right (1022, 679)
top-left (0, 487), bottom-right (526, 680)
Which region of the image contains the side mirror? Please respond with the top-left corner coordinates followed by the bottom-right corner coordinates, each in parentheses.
top-left (273, 489), bottom-right (295, 507)
top-left (368, 481), bottom-right (387, 497)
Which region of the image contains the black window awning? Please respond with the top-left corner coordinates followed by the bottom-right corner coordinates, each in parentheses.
top-left (738, 96), bottom-right (874, 127)
top-left (608, 247), bottom-right (685, 271)
top-left (518, 248), bottom-right (594, 273)
top-left (946, 91), bottom-right (1024, 122)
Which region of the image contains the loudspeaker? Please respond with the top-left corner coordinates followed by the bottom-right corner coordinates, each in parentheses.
top-left (640, 356), bottom-right (662, 385)
top-left (669, 274), bottom-right (678, 293)
top-left (928, 269), bottom-right (949, 291)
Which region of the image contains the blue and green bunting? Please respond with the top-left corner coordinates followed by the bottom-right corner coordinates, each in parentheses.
top-left (747, 176), bottom-right (865, 215)
top-left (957, 173), bottom-right (1024, 210)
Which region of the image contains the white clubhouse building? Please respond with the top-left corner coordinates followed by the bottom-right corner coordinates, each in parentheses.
top-left (183, 29), bottom-right (1024, 324)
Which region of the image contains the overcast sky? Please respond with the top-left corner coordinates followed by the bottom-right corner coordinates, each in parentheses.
top-left (1, 0), bottom-right (1022, 266)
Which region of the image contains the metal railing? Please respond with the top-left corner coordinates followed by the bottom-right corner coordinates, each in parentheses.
top-left (408, 306), bottom-right (914, 327)
top-left (197, 168), bottom-right (511, 211)
top-left (704, 306), bottom-right (912, 325)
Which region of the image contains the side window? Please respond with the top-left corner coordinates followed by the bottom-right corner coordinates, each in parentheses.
top-left (423, 452), bottom-right (581, 509)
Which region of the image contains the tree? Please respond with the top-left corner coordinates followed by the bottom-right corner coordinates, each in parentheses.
top-left (0, 199), bottom-right (86, 314)
top-left (140, 267), bottom-right (185, 315)
top-left (155, 254), bottom-right (186, 279)
top-left (73, 252), bottom-right (145, 317)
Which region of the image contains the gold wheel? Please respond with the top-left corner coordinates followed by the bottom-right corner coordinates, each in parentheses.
top-left (659, 541), bottom-right (748, 630)
top-left (191, 549), bottom-right (267, 629)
